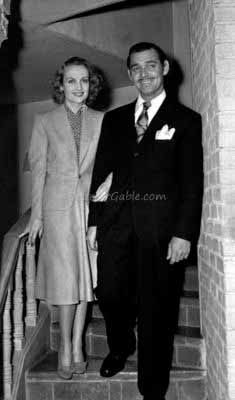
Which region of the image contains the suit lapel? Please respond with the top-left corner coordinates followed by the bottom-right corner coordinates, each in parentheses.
top-left (125, 101), bottom-right (137, 141)
top-left (126, 101), bottom-right (139, 155)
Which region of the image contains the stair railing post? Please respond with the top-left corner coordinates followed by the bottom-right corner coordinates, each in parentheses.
top-left (13, 241), bottom-right (25, 352)
top-left (3, 286), bottom-right (12, 400)
top-left (25, 242), bottom-right (37, 327)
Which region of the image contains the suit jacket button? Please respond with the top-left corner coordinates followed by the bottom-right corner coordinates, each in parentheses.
top-left (134, 152), bottom-right (139, 157)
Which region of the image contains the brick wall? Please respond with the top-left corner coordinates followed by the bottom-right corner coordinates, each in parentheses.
top-left (216, 2), bottom-right (235, 398)
top-left (189, 0), bottom-right (235, 399)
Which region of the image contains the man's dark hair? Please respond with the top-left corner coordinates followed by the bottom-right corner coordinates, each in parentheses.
top-left (127, 42), bottom-right (168, 69)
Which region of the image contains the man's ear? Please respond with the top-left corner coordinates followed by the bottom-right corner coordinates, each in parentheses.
top-left (128, 69), bottom-right (133, 82)
top-left (163, 60), bottom-right (170, 76)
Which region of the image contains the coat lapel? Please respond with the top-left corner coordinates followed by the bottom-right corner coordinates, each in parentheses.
top-left (79, 107), bottom-right (97, 168)
top-left (53, 105), bottom-right (77, 160)
top-left (54, 105), bottom-right (97, 171)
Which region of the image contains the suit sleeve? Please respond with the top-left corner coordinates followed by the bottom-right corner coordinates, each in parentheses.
top-left (88, 112), bottom-right (115, 227)
top-left (173, 113), bottom-right (203, 241)
top-left (28, 115), bottom-right (48, 222)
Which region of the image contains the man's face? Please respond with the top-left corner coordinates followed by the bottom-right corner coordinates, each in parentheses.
top-left (128, 48), bottom-right (169, 101)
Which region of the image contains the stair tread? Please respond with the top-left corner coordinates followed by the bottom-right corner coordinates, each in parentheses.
top-left (92, 295), bottom-right (199, 312)
top-left (52, 319), bottom-right (202, 342)
top-left (182, 291), bottom-right (199, 300)
top-left (91, 295), bottom-right (199, 320)
top-left (28, 351), bottom-right (206, 382)
top-left (176, 326), bottom-right (202, 339)
top-left (86, 319), bottom-right (202, 341)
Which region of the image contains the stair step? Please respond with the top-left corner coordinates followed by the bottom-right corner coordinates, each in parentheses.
top-left (51, 319), bottom-right (205, 370)
top-left (179, 296), bottom-right (200, 328)
top-left (26, 351), bottom-right (207, 400)
top-left (184, 265), bottom-right (199, 292)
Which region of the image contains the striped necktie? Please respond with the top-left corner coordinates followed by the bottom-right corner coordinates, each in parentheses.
top-left (135, 101), bottom-right (151, 143)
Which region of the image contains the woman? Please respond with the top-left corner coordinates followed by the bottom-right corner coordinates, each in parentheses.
top-left (28, 57), bottom-right (108, 379)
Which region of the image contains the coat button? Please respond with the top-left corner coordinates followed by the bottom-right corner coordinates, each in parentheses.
top-left (134, 152), bottom-right (139, 157)
top-left (78, 174), bottom-right (81, 179)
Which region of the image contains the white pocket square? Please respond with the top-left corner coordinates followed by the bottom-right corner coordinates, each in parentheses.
top-left (155, 124), bottom-right (175, 140)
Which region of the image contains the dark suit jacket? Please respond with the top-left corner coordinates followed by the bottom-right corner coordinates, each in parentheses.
top-left (88, 97), bottom-right (203, 243)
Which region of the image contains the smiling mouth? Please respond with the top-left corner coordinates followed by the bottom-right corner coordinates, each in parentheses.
top-left (139, 79), bottom-right (153, 84)
top-left (72, 92), bottom-right (84, 96)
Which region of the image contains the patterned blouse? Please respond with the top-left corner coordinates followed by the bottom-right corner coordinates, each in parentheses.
top-left (64, 103), bottom-right (86, 167)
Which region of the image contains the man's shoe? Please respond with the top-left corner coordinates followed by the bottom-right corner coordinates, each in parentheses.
top-left (100, 353), bottom-right (127, 377)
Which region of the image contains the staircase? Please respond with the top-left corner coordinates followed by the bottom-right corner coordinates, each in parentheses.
top-left (25, 266), bottom-right (207, 400)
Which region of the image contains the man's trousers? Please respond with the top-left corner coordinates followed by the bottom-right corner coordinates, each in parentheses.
top-left (96, 203), bottom-right (185, 398)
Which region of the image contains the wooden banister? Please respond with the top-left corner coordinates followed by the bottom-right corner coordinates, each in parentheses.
top-left (0, 210), bottom-right (30, 314)
top-left (0, 209), bottom-right (42, 400)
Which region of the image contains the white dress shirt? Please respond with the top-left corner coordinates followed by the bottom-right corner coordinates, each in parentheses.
top-left (135, 90), bottom-right (166, 125)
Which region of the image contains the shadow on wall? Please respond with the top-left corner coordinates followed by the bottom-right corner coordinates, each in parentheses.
top-left (0, 0), bottom-right (23, 253)
top-left (165, 56), bottom-right (184, 103)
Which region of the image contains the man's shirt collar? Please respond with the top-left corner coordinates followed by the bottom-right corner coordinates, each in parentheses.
top-left (135, 90), bottom-right (166, 124)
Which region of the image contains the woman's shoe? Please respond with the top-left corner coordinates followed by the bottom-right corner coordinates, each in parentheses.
top-left (72, 360), bottom-right (88, 374)
top-left (57, 352), bottom-right (73, 380)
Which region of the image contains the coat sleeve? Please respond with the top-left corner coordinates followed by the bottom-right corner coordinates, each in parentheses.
top-left (173, 113), bottom-right (203, 241)
top-left (88, 112), bottom-right (115, 227)
top-left (28, 114), bottom-right (48, 222)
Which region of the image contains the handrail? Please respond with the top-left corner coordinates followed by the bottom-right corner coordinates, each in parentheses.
top-left (0, 209), bottom-right (30, 314)
top-left (0, 208), bottom-right (41, 400)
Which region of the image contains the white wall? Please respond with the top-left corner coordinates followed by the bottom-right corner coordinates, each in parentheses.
top-left (172, 0), bottom-right (192, 107)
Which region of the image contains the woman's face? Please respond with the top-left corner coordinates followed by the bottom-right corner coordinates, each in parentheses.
top-left (62, 64), bottom-right (89, 107)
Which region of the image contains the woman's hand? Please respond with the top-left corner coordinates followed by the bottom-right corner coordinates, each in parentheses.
top-left (87, 226), bottom-right (98, 251)
top-left (28, 218), bottom-right (43, 246)
top-left (92, 172), bottom-right (113, 202)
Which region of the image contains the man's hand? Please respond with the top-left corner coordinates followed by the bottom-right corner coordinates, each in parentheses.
top-left (28, 218), bottom-right (43, 246)
top-left (92, 172), bottom-right (113, 202)
top-left (167, 236), bottom-right (191, 264)
top-left (87, 226), bottom-right (98, 251)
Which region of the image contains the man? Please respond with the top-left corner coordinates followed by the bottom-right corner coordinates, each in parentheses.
top-left (87, 42), bottom-right (203, 400)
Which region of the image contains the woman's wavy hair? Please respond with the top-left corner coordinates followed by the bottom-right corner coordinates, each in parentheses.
top-left (51, 57), bottom-right (105, 107)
